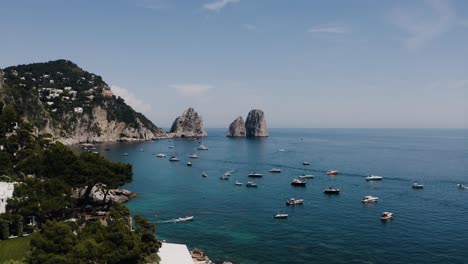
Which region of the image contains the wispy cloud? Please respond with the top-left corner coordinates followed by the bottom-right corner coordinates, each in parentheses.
top-left (170, 84), bottom-right (213, 96)
top-left (243, 23), bottom-right (257, 31)
top-left (203, 0), bottom-right (240, 12)
top-left (390, 0), bottom-right (466, 49)
top-left (111, 85), bottom-right (151, 114)
top-left (308, 24), bottom-right (349, 34)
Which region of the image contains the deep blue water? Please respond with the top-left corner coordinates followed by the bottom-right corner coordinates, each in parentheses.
top-left (97, 129), bottom-right (468, 264)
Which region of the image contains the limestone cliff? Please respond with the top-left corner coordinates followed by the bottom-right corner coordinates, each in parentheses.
top-left (245, 109), bottom-right (268, 137)
top-left (226, 116), bottom-right (246, 137)
top-left (0, 60), bottom-right (164, 144)
top-left (170, 107), bottom-right (207, 137)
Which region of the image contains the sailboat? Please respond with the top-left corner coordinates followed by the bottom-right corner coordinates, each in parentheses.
top-left (169, 141), bottom-right (179, 162)
top-left (198, 135), bottom-right (208, 150)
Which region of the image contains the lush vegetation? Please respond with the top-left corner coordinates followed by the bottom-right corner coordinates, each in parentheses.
top-left (0, 236), bottom-right (31, 263)
top-left (0, 102), bottom-right (161, 263)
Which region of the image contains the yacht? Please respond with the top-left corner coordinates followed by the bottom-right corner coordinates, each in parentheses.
top-left (189, 153), bottom-right (198, 159)
top-left (224, 171), bottom-right (232, 176)
top-left (269, 168), bottom-right (282, 173)
top-left (380, 212), bottom-right (393, 221)
top-left (201, 172), bottom-right (208, 177)
top-left (246, 182), bottom-right (258, 188)
top-left (169, 156), bottom-right (180, 162)
top-left (274, 213), bottom-right (288, 219)
top-left (412, 183), bottom-right (424, 189)
top-left (235, 181), bottom-right (243, 186)
top-left (156, 153), bottom-right (166, 158)
top-left (326, 170), bottom-right (338, 175)
top-left (198, 136), bottom-right (208, 150)
top-left (291, 179), bottom-right (306, 186)
top-left (366, 175), bottom-right (383, 181)
top-left (298, 174), bottom-right (314, 179)
top-left (219, 176), bottom-right (229, 180)
top-left (186, 162), bottom-right (192, 167)
top-left (286, 198), bottom-right (304, 206)
top-left (323, 187), bottom-right (340, 194)
top-left (177, 216), bottom-right (194, 222)
top-left (248, 172), bottom-right (263, 178)
top-left (361, 195), bottom-right (379, 203)
top-left (303, 161), bottom-right (310, 165)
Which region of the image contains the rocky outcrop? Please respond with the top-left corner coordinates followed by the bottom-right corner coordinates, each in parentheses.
top-left (245, 109), bottom-right (268, 137)
top-left (226, 116), bottom-right (246, 137)
top-left (77, 183), bottom-right (137, 204)
top-left (170, 107), bottom-right (207, 138)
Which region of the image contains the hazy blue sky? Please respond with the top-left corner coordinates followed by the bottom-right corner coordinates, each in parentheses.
top-left (1, 0), bottom-right (467, 128)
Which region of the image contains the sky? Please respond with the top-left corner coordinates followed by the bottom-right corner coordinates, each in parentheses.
top-left (1, 0), bottom-right (467, 128)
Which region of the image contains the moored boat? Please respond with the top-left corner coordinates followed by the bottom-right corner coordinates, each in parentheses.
top-left (186, 162), bottom-right (192, 167)
top-left (361, 195), bottom-right (379, 203)
top-left (291, 179), bottom-right (306, 186)
top-left (274, 213), bottom-right (288, 219)
top-left (123, 153), bottom-right (128, 156)
top-left (248, 172), bottom-right (263, 178)
top-left (412, 183), bottom-right (424, 189)
top-left (323, 187), bottom-right (340, 194)
top-left (366, 175), bottom-right (383, 181)
top-left (189, 153), bottom-right (198, 159)
top-left (246, 181), bottom-right (258, 187)
top-left (235, 181), bottom-right (243, 186)
top-left (156, 153), bottom-right (166, 158)
top-left (326, 170), bottom-right (338, 175)
top-left (286, 198), bottom-right (304, 206)
top-left (201, 172), bottom-right (208, 177)
top-left (380, 212), bottom-right (393, 221)
top-left (169, 156), bottom-right (180, 162)
top-left (269, 168), bottom-right (282, 173)
top-left (303, 161), bottom-right (310, 165)
top-left (298, 174), bottom-right (314, 179)
top-left (219, 176), bottom-right (229, 180)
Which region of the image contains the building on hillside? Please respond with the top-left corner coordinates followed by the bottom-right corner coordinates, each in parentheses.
top-left (0, 182), bottom-right (15, 214)
top-left (74, 107), bottom-right (83, 114)
top-left (159, 243), bottom-right (194, 264)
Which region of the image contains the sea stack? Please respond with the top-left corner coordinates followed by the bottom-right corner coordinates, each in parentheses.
top-left (245, 109), bottom-right (268, 137)
top-left (170, 107), bottom-right (207, 138)
top-left (227, 116), bottom-right (246, 137)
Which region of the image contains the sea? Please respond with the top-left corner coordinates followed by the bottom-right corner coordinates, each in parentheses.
top-left (96, 128), bottom-right (468, 264)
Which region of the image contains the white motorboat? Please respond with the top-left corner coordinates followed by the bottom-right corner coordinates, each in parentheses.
top-left (326, 170), bottom-right (338, 175)
top-left (380, 212), bottom-right (393, 221)
top-left (291, 179), bottom-right (306, 186)
top-left (286, 198), bottom-right (304, 206)
top-left (248, 172), bottom-right (263, 178)
top-left (366, 175), bottom-right (383, 181)
top-left (269, 168), bottom-right (282, 173)
top-left (235, 181), bottom-right (243, 186)
top-left (177, 216), bottom-right (194, 222)
top-left (303, 161), bottom-right (310, 165)
top-left (278, 149), bottom-right (286, 152)
top-left (156, 153), bottom-right (166, 158)
top-left (298, 174), bottom-right (314, 179)
top-left (169, 156), bottom-right (180, 162)
top-left (219, 176), bottom-right (229, 180)
top-left (246, 181), bottom-right (258, 187)
top-left (457, 184), bottom-right (467, 189)
top-left (361, 195), bottom-right (379, 203)
top-left (189, 153), bottom-right (198, 159)
top-left (323, 187), bottom-right (340, 194)
top-left (186, 162), bottom-right (192, 167)
top-left (412, 183), bottom-right (424, 189)
top-left (201, 172), bottom-right (208, 177)
top-left (274, 213), bottom-right (288, 219)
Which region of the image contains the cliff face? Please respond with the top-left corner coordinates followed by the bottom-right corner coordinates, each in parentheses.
top-left (170, 107), bottom-right (207, 137)
top-left (245, 109), bottom-right (268, 137)
top-left (0, 60), bottom-right (164, 144)
top-left (227, 116), bottom-right (246, 137)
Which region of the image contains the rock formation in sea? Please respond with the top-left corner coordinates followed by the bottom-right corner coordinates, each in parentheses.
top-left (226, 116), bottom-right (246, 137)
top-left (245, 109), bottom-right (268, 137)
top-left (170, 107), bottom-right (207, 138)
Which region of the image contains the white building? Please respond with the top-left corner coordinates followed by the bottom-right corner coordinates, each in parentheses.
top-left (0, 182), bottom-right (15, 214)
top-left (159, 243), bottom-right (194, 264)
top-left (74, 107), bottom-right (83, 114)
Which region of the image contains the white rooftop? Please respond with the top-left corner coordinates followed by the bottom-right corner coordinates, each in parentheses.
top-left (0, 182), bottom-right (15, 214)
top-left (159, 242), bottom-right (194, 264)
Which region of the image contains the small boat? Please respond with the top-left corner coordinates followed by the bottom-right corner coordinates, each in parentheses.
top-left (198, 144), bottom-right (208, 150)
top-left (457, 184), bottom-right (467, 189)
top-left (323, 187), bottom-right (340, 194)
top-left (361, 195), bottom-right (379, 203)
top-left (169, 156), bottom-right (180, 162)
top-left (248, 172), bottom-right (263, 178)
top-left (380, 212), bottom-right (393, 221)
top-left (298, 174), bottom-right (314, 179)
top-left (269, 168), bottom-right (282, 173)
top-left (366, 175), bottom-right (383, 181)
top-left (156, 153), bottom-right (166, 158)
top-left (177, 216), bottom-right (194, 222)
top-left (246, 181), bottom-right (258, 187)
top-left (274, 213), bottom-right (288, 219)
top-left (201, 172), bottom-right (208, 177)
top-left (224, 172), bottom-right (232, 176)
top-left (412, 183), bottom-right (424, 189)
top-left (235, 181), bottom-right (243, 186)
top-left (123, 153), bottom-right (128, 156)
top-left (169, 146), bottom-right (174, 149)
top-left (286, 198), bottom-right (304, 206)
top-left (291, 179), bottom-right (306, 186)
top-left (219, 176), bottom-right (229, 180)
top-left (303, 161), bottom-right (310, 165)
top-left (189, 153), bottom-right (198, 159)
top-left (278, 149), bottom-right (286, 152)
top-left (186, 162), bottom-right (192, 167)
top-left (140, 149), bottom-right (144, 152)
top-left (326, 170), bottom-right (338, 175)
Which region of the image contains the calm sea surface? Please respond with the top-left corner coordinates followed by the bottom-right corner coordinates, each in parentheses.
top-left (97, 129), bottom-right (468, 264)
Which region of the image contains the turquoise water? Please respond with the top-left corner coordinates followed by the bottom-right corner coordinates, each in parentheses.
top-left (98, 129), bottom-right (468, 264)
